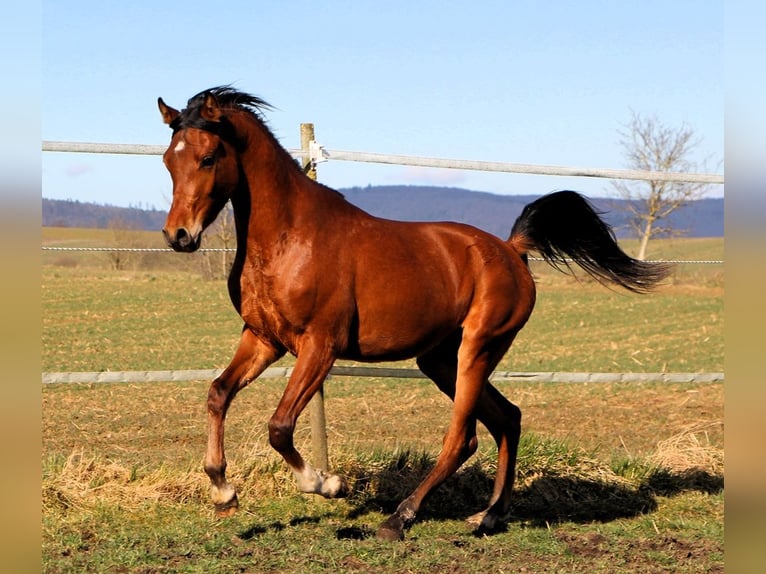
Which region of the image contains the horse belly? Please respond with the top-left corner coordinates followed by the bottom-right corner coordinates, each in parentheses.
top-left (350, 279), bottom-right (463, 361)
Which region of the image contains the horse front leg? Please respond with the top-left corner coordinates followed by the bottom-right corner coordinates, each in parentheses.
top-left (268, 338), bottom-right (349, 499)
top-left (204, 328), bottom-right (284, 517)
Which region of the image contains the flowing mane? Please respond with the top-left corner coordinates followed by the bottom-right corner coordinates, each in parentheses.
top-left (169, 86), bottom-right (275, 140)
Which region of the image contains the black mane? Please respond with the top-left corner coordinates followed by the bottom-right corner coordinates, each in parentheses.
top-left (166, 86), bottom-right (330, 187)
top-left (169, 86), bottom-right (275, 140)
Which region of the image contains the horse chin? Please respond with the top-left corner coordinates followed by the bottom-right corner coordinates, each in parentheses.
top-left (174, 237), bottom-right (202, 253)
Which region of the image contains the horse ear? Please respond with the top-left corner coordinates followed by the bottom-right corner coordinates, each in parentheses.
top-left (158, 98), bottom-right (180, 125)
top-left (200, 92), bottom-right (223, 122)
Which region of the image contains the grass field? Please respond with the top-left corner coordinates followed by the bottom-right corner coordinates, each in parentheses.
top-left (42, 232), bottom-right (724, 572)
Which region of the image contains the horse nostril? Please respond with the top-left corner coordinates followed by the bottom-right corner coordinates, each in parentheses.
top-left (176, 228), bottom-right (189, 245)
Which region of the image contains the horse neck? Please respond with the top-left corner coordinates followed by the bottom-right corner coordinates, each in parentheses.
top-left (230, 112), bottom-right (330, 243)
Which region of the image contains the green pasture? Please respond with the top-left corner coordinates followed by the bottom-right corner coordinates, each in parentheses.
top-left (42, 235), bottom-right (723, 374)
top-left (42, 232), bottom-right (724, 573)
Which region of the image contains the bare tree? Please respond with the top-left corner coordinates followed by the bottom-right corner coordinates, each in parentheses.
top-left (201, 204), bottom-right (236, 279)
top-left (107, 217), bottom-right (139, 270)
top-left (612, 111), bottom-right (714, 260)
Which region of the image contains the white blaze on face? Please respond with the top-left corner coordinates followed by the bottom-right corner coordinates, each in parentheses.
top-left (174, 140), bottom-right (186, 153)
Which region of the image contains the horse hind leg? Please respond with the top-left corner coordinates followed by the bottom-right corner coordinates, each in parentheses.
top-left (377, 412), bottom-right (480, 541)
top-left (414, 337), bottom-right (521, 534)
top-left (417, 335), bottom-right (480, 466)
top-left (377, 335), bottom-right (499, 541)
top-left (464, 382), bottom-right (521, 533)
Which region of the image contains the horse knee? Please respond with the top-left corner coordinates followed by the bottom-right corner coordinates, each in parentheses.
top-left (207, 381), bottom-right (230, 415)
top-left (268, 416), bottom-right (294, 453)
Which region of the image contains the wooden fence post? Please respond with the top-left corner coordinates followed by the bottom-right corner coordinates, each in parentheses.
top-left (301, 123), bottom-right (329, 472)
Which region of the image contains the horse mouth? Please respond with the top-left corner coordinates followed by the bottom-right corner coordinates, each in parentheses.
top-left (163, 227), bottom-right (202, 253)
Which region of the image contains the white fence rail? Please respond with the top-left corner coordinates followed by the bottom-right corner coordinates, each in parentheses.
top-left (42, 140), bottom-right (724, 185)
top-left (42, 367), bottom-right (724, 385)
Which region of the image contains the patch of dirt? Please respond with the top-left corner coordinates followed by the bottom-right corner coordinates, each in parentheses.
top-left (555, 531), bottom-right (611, 559)
top-left (555, 531), bottom-right (724, 573)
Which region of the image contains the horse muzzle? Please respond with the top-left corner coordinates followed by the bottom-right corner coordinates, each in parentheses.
top-left (163, 227), bottom-right (202, 253)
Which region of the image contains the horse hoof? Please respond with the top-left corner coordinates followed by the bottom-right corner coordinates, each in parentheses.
top-left (467, 509), bottom-right (509, 535)
top-left (466, 510), bottom-right (486, 528)
top-left (376, 515), bottom-right (405, 542)
top-left (376, 524), bottom-right (404, 542)
top-left (214, 494), bottom-right (239, 518)
top-left (319, 472), bottom-right (349, 499)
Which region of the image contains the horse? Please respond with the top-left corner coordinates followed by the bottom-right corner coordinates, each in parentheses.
top-left (157, 86), bottom-right (671, 541)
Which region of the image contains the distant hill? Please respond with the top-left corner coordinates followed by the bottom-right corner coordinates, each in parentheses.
top-left (342, 186), bottom-right (723, 239)
top-left (43, 199), bottom-right (167, 231)
top-left (43, 186), bottom-right (723, 238)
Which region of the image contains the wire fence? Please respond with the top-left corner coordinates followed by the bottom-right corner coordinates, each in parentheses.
top-left (40, 246), bottom-right (723, 265)
top-left (41, 133), bottom-right (723, 395)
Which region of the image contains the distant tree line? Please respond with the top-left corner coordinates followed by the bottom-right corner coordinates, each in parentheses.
top-left (43, 199), bottom-right (167, 230)
top-left (44, 189), bottom-right (723, 242)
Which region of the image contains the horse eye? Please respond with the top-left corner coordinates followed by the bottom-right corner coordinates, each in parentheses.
top-left (200, 155), bottom-right (216, 168)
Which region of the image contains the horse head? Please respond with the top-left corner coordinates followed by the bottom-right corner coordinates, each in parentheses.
top-left (158, 91), bottom-right (241, 252)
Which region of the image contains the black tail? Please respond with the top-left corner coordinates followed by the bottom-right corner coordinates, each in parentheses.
top-left (509, 191), bottom-right (672, 293)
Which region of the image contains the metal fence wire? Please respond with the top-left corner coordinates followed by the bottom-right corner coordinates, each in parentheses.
top-left (41, 246), bottom-right (723, 265)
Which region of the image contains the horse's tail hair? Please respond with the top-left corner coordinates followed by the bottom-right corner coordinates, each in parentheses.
top-left (508, 190), bottom-right (672, 293)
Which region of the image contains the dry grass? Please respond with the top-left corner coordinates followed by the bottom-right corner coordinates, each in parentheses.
top-left (42, 423), bottom-right (723, 522)
top-left (42, 375), bottom-right (724, 518)
top-left (43, 449), bottom-right (208, 514)
top-left (647, 422), bottom-right (724, 484)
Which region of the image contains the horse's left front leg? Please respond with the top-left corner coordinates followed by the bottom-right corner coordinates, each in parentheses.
top-left (268, 338), bottom-right (349, 499)
top-left (205, 328), bottom-right (284, 517)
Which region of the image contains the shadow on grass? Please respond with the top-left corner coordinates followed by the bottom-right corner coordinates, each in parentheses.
top-left (339, 449), bottom-right (723, 530)
top-left (237, 514), bottom-right (324, 540)
top-left (235, 449), bottom-right (723, 541)
top-left (644, 467), bottom-right (724, 497)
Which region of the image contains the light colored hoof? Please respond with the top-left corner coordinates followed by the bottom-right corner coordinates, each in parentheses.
top-left (214, 494), bottom-right (239, 518)
top-left (466, 510), bottom-right (488, 528)
top-left (319, 472), bottom-right (349, 498)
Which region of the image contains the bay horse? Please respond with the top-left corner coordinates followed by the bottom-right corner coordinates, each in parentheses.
top-left (158, 86), bottom-right (670, 541)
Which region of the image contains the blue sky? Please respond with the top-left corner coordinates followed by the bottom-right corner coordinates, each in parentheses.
top-left (42, 0), bottom-right (724, 209)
